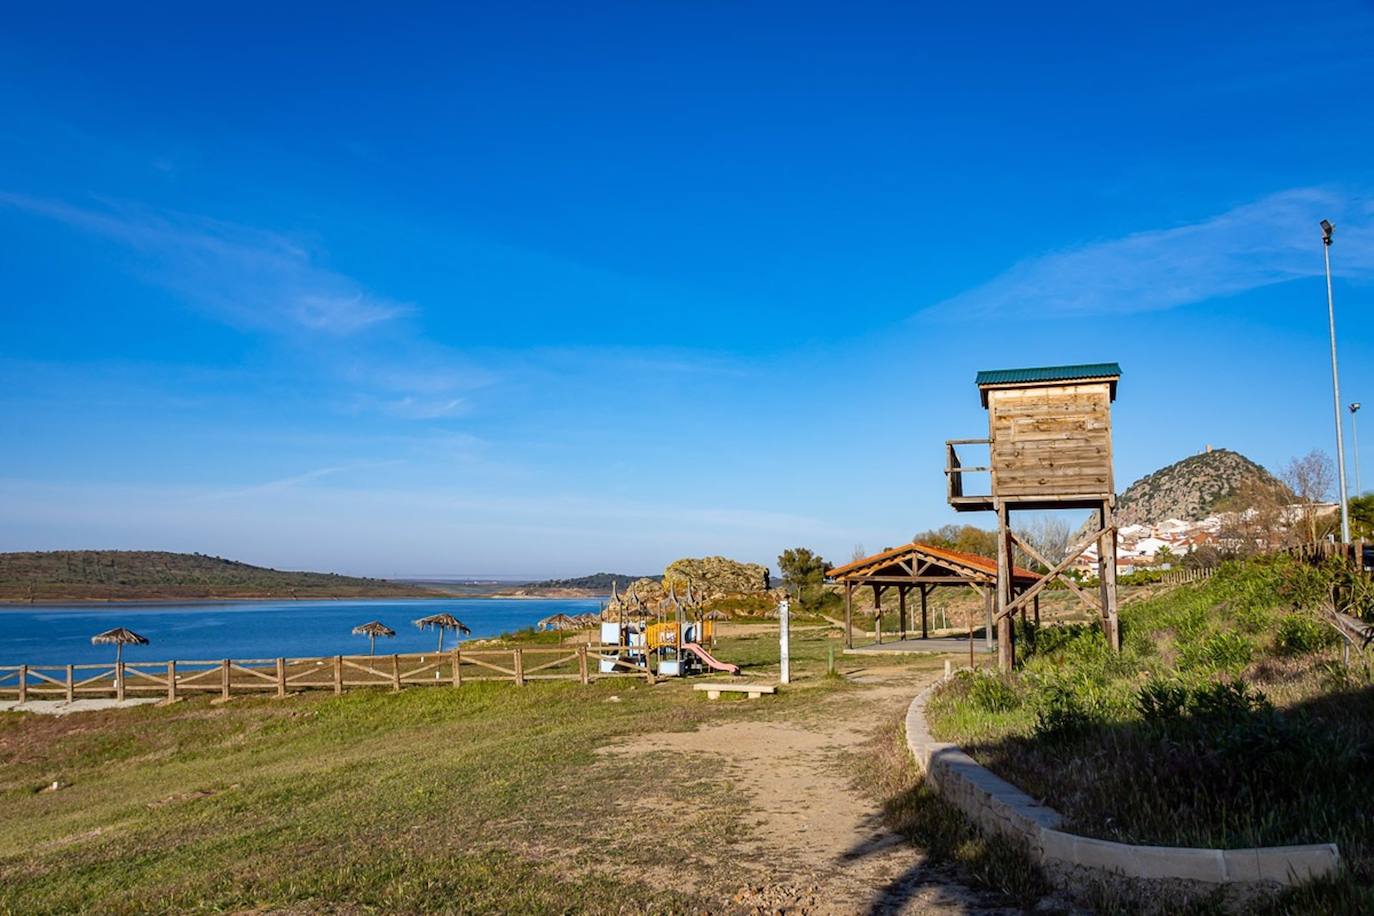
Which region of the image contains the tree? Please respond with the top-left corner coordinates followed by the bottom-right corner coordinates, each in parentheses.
top-left (777, 547), bottom-right (830, 608)
top-left (912, 524), bottom-right (997, 558)
top-left (1018, 516), bottom-right (1071, 567)
top-left (1282, 451), bottom-right (1337, 544)
top-left (1351, 494), bottom-right (1374, 540)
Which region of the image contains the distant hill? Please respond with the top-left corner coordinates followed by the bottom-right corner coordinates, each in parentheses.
top-left (1115, 448), bottom-right (1290, 526)
top-left (523, 572), bottom-right (659, 590)
top-left (0, 551), bottom-right (442, 602)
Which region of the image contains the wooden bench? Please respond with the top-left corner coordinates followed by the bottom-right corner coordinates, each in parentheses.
top-left (693, 683), bottom-right (777, 700)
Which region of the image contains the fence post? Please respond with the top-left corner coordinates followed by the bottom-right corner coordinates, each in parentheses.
top-left (220, 659), bottom-right (230, 701)
top-left (333, 655), bottom-right (343, 695)
top-left (66, 664), bottom-right (74, 703)
top-left (514, 648), bottom-right (525, 686)
top-left (276, 658), bottom-right (286, 698)
top-left (167, 660), bottom-right (177, 703)
top-left (578, 645), bottom-right (589, 684)
top-left (17, 665), bottom-right (26, 704)
top-left (392, 654), bottom-right (401, 692)
top-left (451, 649), bottom-right (461, 688)
top-left (116, 661), bottom-right (125, 702)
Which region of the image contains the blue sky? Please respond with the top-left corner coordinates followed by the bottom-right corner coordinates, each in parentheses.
top-left (1, 2), bottom-right (1371, 577)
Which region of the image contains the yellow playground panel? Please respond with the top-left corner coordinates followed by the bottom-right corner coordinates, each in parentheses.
top-left (643, 619), bottom-right (715, 650)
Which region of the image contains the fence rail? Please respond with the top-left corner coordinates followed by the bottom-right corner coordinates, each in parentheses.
top-left (0, 644), bottom-right (652, 703)
top-left (1161, 567), bottom-right (1216, 587)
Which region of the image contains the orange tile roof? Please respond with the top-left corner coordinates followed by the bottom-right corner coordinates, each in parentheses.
top-left (826, 541), bottom-right (1039, 585)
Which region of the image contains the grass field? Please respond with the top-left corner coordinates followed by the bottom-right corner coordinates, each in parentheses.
top-left (924, 555), bottom-right (1374, 913)
top-left (0, 627), bottom-right (884, 914)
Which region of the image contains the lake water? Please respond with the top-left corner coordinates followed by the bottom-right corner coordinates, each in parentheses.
top-left (0, 598), bottom-right (604, 667)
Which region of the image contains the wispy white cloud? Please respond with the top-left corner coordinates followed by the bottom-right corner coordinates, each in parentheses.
top-left (924, 188), bottom-right (1374, 319)
top-left (0, 191), bottom-right (409, 335)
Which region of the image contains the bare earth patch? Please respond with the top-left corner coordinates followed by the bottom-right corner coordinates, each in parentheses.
top-left (597, 667), bottom-right (1020, 914)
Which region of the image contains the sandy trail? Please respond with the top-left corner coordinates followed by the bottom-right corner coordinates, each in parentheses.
top-left (598, 667), bottom-right (1020, 915)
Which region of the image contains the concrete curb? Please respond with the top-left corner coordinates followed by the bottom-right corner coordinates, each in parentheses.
top-left (905, 682), bottom-right (1340, 889)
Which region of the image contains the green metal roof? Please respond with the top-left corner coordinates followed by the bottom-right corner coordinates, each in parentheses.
top-left (975, 362), bottom-right (1121, 405)
top-left (975, 362), bottom-right (1121, 387)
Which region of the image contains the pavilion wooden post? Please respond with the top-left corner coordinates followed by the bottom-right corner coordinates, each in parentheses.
top-left (898, 586), bottom-right (907, 641)
top-left (1033, 593), bottom-right (1040, 627)
top-left (66, 664), bottom-right (75, 703)
top-left (275, 658), bottom-right (286, 698)
top-left (920, 585), bottom-right (929, 639)
top-left (983, 582), bottom-right (995, 652)
top-left (166, 660), bottom-right (177, 702)
top-left (844, 581), bottom-right (853, 649)
top-left (872, 584), bottom-right (883, 645)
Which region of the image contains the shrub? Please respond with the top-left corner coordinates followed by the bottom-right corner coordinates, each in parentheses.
top-left (1273, 614), bottom-right (1339, 656)
top-left (1179, 631), bottom-right (1252, 672)
top-left (968, 672), bottom-right (1021, 713)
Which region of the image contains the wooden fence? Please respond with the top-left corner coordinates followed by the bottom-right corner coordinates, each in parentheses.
top-left (1161, 567), bottom-right (1216, 587)
top-left (0, 645), bottom-right (653, 703)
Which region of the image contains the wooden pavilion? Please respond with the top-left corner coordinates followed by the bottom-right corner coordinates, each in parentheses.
top-left (826, 543), bottom-right (1040, 650)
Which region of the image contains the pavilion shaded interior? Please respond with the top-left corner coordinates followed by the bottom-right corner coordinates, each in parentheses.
top-left (826, 542), bottom-right (1040, 649)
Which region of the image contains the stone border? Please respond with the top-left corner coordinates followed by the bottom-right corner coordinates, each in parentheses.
top-left (905, 682), bottom-right (1340, 888)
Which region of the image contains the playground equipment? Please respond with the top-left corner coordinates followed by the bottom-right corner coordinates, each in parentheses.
top-left (598, 604), bottom-right (740, 677)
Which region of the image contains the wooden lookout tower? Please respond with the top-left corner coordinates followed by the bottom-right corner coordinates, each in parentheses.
top-left (946, 363), bottom-right (1122, 670)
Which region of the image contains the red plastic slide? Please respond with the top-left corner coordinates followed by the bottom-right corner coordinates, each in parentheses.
top-left (683, 642), bottom-right (740, 675)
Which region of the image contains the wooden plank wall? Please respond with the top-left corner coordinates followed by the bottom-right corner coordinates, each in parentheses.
top-left (987, 382), bottom-right (1113, 499)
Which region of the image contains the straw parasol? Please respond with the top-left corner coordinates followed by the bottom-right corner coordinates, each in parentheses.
top-left (413, 612), bottom-right (470, 652)
top-left (537, 613), bottom-right (576, 632)
top-left (351, 621), bottom-right (396, 656)
top-left (91, 627), bottom-right (149, 665)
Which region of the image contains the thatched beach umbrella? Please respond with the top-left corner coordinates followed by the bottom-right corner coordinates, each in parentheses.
top-left (91, 627), bottom-right (149, 666)
top-left (537, 613), bottom-right (575, 632)
top-left (352, 621), bottom-right (396, 656)
top-left (413, 612), bottom-right (470, 652)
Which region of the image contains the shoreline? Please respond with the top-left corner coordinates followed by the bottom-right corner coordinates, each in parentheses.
top-left (0, 592), bottom-right (608, 608)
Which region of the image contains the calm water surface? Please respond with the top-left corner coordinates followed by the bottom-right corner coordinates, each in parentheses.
top-left (0, 598), bottom-right (603, 667)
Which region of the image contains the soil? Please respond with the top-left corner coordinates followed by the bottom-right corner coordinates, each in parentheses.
top-left (597, 665), bottom-right (1023, 915)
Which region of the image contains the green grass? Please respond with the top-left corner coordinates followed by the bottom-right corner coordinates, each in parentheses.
top-left (0, 628), bottom-right (862, 914)
top-left (924, 555), bottom-right (1374, 912)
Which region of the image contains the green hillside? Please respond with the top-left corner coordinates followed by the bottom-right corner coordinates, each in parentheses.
top-left (926, 555), bottom-right (1374, 912)
top-left (0, 551), bottom-right (441, 601)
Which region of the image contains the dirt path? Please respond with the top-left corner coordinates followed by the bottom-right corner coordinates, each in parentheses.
top-left (597, 666), bottom-right (1020, 915)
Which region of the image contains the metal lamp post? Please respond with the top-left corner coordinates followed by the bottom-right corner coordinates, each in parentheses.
top-left (1322, 220), bottom-right (1351, 543)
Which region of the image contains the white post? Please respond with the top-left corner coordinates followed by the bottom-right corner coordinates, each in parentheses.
top-left (778, 598), bottom-right (791, 685)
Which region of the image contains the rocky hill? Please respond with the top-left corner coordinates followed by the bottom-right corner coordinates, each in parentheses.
top-left (524, 572), bottom-right (658, 591)
top-left (0, 550), bottom-right (442, 602)
top-left (1114, 448), bottom-right (1289, 526)
top-left (607, 556), bottom-right (777, 618)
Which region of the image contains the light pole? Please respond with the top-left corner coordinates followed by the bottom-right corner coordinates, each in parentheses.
top-left (1351, 402), bottom-right (1363, 496)
top-left (1322, 219), bottom-right (1351, 543)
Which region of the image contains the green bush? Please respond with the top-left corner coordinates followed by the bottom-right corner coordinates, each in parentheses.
top-left (1179, 631), bottom-right (1252, 672)
top-left (1274, 614), bottom-right (1339, 656)
top-left (968, 672), bottom-right (1021, 713)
